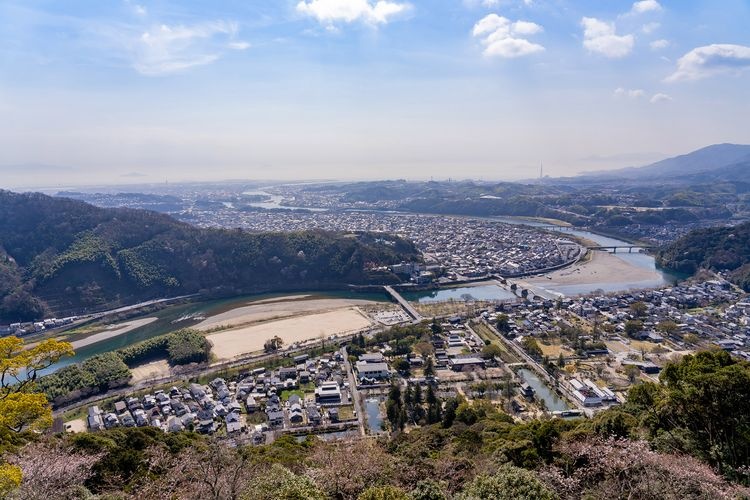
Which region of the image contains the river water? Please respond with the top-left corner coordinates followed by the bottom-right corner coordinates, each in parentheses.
top-left (492, 217), bottom-right (681, 295)
top-left (401, 284), bottom-right (517, 303)
top-left (43, 290), bottom-right (387, 375)
top-left (517, 368), bottom-right (570, 412)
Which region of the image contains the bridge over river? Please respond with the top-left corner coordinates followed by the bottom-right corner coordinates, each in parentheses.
top-left (587, 245), bottom-right (655, 253)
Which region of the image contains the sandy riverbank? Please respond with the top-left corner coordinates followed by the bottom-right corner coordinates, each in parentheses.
top-left (527, 251), bottom-right (662, 287)
top-left (207, 308), bottom-right (373, 360)
top-left (70, 317), bottom-right (158, 350)
top-left (194, 297), bottom-right (377, 331)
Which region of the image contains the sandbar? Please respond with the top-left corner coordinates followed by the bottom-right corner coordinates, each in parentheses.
top-left (71, 317), bottom-right (158, 349)
top-left (195, 297), bottom-right (377, 331)
top-left (207, 308), bottom-right (372, 360)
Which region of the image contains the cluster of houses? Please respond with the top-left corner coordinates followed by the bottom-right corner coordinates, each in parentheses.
top-left (87, 380), bottom-right (245, 436)
top-left (185, 208), bottom-right (583, 281)
top-left (430, 322), bottom-right (489, 372)
top-left (1, 316), bottom-right (77, 337)
top-left (85, 351), bottom-right (357, 442)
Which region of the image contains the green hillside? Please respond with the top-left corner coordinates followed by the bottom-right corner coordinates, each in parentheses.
top-left (0, 191), bottom-right (418, 322)
top-left (656, 221), bottom-right (750, 290)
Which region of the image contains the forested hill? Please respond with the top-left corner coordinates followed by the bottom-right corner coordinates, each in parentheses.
top-left (656, 221), bottom-right (750, 290)
top-left (0, 190), bottom-right (418, 322)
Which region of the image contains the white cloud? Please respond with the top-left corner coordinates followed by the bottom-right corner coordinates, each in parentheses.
top-left (581, 17), bottom-right (634, 58)
top-left (296, 0), bottom-right (410, 25)
top-left (133, 22), bottom-right (247, 75)
top-left (650, 39), bottom-right (669, 50)
top-left (631, 0), bottom-right (662, 15)
top-left (228, 41), bottom-right (251, 50)
top-left (641, 22), bottom-right (660, 34)
top-left (650, 93), bottom-right (672, 103)
top-left (463, 0), bottom-right (533, 7)
top-left (614, 87), bottom-right (645, 99)
top-left (666, 44), bottom-right (750, 82)
top-left (472, 13), bottom-right (544, 58)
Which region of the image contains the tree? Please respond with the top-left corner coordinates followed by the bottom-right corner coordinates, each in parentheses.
top-left (410, 479), bottom-right (448, 500)
top-left (358, 485), bottom-right (409, 500)
top-left (624, 364), bottom-right (640, 383)
top-left (456, 465), bottom-right (555, 500)
top-left (630, 301), bottom-right (648, 318)
top-left (557, 352), bottom-right (565, 368)
top-left (626, 350), bottom-right (750, 478)
top-left (541, 437), bottom-right (748, 500)
top-left (423, 356), bottom-right (435, 378)
top-left (682, 332), bottom-right (699, 345)
top-left (656, 320), bottom-right (679, 336)
top-left (5, 440), bottom-right (101, 500)
top-left (442, 398), bottom-right (458, 428)
top-left (481, 344), bottom-right (503, 360)
top-left (521, 337), bottom-right (543, 359)
top-left (426, 384), bottom-right (441, 424)
top-left (386, 382), bottom-right (405, 432)
top-left (496, 314), bottom-right (511, 333)
top-left (264, 336), bottom-right (284, 353)
top-left (243, 464), bottom-right (325, 500)
top-left (430, 318), bottom-right (442, 335)
top-left (624, 320), bottom-right (644, 338)
top-left (0, 337), bottom-right (73, 496)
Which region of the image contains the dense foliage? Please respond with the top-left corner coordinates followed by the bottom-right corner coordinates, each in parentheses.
top-left (37, 352), bottom-right (132, 403)
top-left (0, 336), bottom-right (73, 495)
top-left (657, 221), bottom-right (750, 290)
top-left (6, 349), bottom-right (750, 499)
top-left (117, 328), bottom-right (210, 367)
top-left (0, 190), bottom-right (419, 321)
top-left (39, 329), bottom-right (210, 404)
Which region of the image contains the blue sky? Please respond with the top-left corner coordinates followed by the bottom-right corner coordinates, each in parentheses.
top-left (1, 0), bottom-right (749, 187)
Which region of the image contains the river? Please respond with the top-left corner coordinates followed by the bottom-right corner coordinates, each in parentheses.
top-left (43, 290), bottom-right (387, 375)
top-left (401, 283), bottom-right (517, 303)
top-left (493, 217), bottom-right (682, 296)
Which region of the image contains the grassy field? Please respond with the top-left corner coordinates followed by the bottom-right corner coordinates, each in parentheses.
top-left (472, 322), bottom-right (520, 364)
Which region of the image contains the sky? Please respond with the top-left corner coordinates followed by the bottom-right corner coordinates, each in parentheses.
top-left (1, 0), bottom-right (749, 188)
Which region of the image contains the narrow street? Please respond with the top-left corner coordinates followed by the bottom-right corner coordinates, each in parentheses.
top-left (341, 346), bottom-right (367, 436)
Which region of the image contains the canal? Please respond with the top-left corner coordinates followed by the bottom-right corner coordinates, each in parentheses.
top-left (517, 368), bottom-right (570, 412)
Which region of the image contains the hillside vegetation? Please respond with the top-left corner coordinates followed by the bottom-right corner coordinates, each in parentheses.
top-left (0, 191), bottom-right (418, 322)
top-left (5, 350), bottom-right (750, 499)
top-left (657, 221), bottom-right (750, 290)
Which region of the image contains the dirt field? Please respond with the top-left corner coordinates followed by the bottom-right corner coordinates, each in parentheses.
top-left (70, 317), bottom-right (158, 349)
top-left (207, 308), bottom-right (373, 360)
top-left (195, 298), bottom-right (377, 331)
top-left (130, 359), bottom-right (171, 383)
top-left (65, 418), bottom-right (87, 433)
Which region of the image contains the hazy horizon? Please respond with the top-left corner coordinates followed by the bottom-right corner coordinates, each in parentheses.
top-left (2, 0), bottom-right (749, 188)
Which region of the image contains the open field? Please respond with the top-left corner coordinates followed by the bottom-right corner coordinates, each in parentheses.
top-left (207, 308), bottom-right (373, 360)
top-left (538, 342), bottom-right (573, 358)
top-left (195, 297), bottom-right (377, 331)
top-left (70, 317), bottom-right (158, 350)
top-left (130, 359), bottom-right (171, 383)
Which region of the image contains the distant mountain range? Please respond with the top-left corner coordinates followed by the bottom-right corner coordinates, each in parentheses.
top-left (586, 143), bottom-right (750, 182)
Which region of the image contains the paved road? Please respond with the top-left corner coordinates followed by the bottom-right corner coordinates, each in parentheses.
top-left (341, 346), bottom-right (367, 436)
top-left (384, 286), bottom-right (423, 322)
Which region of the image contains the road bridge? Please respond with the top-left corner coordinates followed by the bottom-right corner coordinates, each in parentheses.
top-left (587, 245), bottom-right (655, 253)
top-left (384, 286), bottom-right (423, 322)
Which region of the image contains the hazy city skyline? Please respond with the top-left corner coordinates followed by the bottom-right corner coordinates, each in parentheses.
top-left (1, 0), bottom-right (749, 188)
